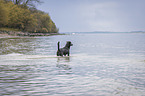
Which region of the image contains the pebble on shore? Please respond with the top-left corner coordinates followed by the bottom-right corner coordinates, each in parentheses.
top-left (0, 30), bottom-right (60, 38)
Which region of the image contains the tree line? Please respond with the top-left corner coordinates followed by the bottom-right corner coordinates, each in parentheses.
top-left (0, 0), bottom-right (59, 33)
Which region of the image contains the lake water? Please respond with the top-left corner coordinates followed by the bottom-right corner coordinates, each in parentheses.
top-left (0, 32), bottom-right (145, 96)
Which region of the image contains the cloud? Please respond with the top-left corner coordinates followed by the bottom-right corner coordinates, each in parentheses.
top-left (37, 0), bottom-right (145, 32)
top-left (75, 0), bottom-right (145, 32)
top-left (77, 1), bottom-right (126, 32)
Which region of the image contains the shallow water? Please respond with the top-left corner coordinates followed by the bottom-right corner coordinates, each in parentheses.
top-left (0, 32), bottom-right (145, 96)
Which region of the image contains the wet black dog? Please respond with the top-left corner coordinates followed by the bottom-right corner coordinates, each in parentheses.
top-left (57, 41), bottom-right (73, 56)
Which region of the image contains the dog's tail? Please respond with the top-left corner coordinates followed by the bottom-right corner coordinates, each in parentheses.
top-left (57, 41), bottom-right (60, 51)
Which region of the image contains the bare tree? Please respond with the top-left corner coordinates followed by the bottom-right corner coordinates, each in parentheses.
top-left (15, 0), bottom-right (23, 5)
top-left (9, 0), bottom-right (42, 7)
top-left (25, 0), bottom-right (42, 7)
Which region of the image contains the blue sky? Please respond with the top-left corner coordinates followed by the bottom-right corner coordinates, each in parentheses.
top-left (37, 0), bottom-right (145, 32)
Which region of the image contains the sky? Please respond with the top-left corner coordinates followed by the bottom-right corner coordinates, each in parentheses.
top-left (37, 0), bottom-right (145, 32)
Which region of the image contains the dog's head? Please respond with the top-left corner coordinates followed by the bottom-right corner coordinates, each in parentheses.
top-left (65, 41), bottom-right (73, 48)
top-left (67, 41), bottom-right (73, 46)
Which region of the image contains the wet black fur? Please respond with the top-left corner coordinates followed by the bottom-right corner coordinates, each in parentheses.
top-left (57, 41), bottom-right (73, 56)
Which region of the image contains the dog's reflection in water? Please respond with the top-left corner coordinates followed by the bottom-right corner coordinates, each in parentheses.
top-left (57, 56), bottom-right (70, 62)
top-left (56, 56), bottom-right (71, 70)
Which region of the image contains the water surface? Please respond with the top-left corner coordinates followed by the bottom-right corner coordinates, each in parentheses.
top-left (0, 32), bottom-right (145, 96)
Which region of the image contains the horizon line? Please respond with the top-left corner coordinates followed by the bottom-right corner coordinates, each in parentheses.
top-left (60, 31), bottom-right (145, 33)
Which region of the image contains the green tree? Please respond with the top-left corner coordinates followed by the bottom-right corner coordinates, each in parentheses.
top-left (0, 0), bottom-right (58, 33)
top-left (0, 0), bottom-right (9, 27)
top-left (33, 11), bottom-right (58, 33)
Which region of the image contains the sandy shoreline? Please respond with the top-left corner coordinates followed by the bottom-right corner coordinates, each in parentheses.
top-left (0, 34), bottom-right (18, 38)
top-left (0, 30), bottom-right (62, 38)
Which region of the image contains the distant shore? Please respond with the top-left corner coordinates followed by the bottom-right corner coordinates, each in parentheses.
top-left (0, 30), bottom-right (63, 38)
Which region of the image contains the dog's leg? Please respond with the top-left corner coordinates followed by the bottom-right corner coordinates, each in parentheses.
top-left (68, 52), bottom-right (70, 56)
top-left (60, 52), bottom-right (63, 57)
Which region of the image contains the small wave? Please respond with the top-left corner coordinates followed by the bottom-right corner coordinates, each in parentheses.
top-left (0, 54), bottom-right (64, 61)
top-left (6, 53), bottom-right (24, 56)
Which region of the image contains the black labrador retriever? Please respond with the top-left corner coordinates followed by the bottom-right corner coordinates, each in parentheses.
top-left (57, 41), bottom-right (73, 56)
